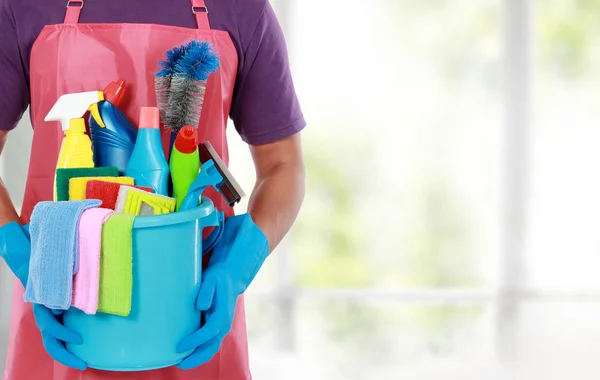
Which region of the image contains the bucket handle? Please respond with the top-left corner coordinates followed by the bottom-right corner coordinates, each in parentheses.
top-left (201, 210), bottom-right (225, 255)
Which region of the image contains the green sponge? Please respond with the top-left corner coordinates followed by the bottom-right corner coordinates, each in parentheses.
top-left (56, 167), bottom-right (119, 201)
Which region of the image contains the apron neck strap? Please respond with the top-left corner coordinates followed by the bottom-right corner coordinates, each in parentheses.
top-left (191, 0), bottom-right (211, 30)
top-left (63, 0), bottom-right (212, 30)
top-left (64, 1), bottom-right (83, 24)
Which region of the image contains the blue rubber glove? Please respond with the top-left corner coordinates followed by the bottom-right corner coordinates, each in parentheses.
top-left (0, 221), bottom-right (31, 287)
top-left (33, 304), bottom-right (87, 370)
top-left (0, 221), bottom-right (86, 370)
top-left (177, 214), bottom-right (269, 370)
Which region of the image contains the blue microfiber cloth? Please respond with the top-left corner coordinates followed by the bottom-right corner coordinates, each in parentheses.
top-left (24, 200), bottom-right (101, 310)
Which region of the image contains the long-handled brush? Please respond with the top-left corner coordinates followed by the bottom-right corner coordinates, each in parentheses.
top-left (155, 40), bottom-right (220, 197)
top-left (166, 40), bottom-right (220, 133)
top-left (155, 40), bottom-right (220, 153)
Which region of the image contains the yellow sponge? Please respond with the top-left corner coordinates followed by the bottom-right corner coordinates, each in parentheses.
top-left (69, 176), bottom-right (134, 201)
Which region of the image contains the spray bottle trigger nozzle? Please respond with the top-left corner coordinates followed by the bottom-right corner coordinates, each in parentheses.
top-left (178, 160), bottom-right (224, 211)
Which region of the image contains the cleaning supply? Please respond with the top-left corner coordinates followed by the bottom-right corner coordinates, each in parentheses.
top-left (115, 186), bottom-right (176, 215)
top-left (88, 79), bottom-right (127, 130)
top-left (89, 100), bottom-right (138, 175)
top-left (0, 222), bottom-right (31, 288)
top-left (114, 187), bottom-right (139, 214)
top-left (72, 208), bottom-right (114, 315)
top-left (62, 194), bottom-right (224, 372)
top-left (170, 126), bottom-right (200, 210)
top-left (176, 214), bottom-right (269, 370)
top-left (24, 200), bottom-right (101, 310)
top-left (156, 40), bottom-right (220, 154)
top-left (45, 91), bottom-right (104, 201)
top-left (86, 180), bottom-right (153, 210)
top-left (199, 141), bottom-right (245, 206)
top-left (113, 186), bottom-right (130, 213)
top-left (162, 40), bottom-right (220, 132)
top-left (97, 213), bottom-right (135, 317)
top-left (179, 160), bottom-right (223, 211)
top-left (103, 78), bottom-right (127, 107)
top-left (69, 176), bottom-right (134, 201)
top-left (125, 107), bottom-right (169, 195)
top-left (179, 146), bottom-right (246, 211)
top-left (56, 167), bottom-right (119, 201)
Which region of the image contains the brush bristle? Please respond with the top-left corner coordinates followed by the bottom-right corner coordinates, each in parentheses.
top-left (156, 45), bottom-right (188, 78)
top-left (156, 44), bottom-right (189, 126)
top-left (165, 78), bottom-right (206, 132)
top-left (155, 76), bottom-right (171, 122)
top-left (173, 41), bottom-right (220, 82)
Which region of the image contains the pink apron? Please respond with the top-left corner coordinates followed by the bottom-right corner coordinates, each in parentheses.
top-left (3, 1), bottom-right (251, 379)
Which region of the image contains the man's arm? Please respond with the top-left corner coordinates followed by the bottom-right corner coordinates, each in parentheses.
top-left (247, 133), bottom-right (305, 252)
top-left (0, 131), bottom-right (20, 227)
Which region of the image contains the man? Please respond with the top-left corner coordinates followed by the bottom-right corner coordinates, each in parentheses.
top-left (0, 0), bottom-right (305, 379)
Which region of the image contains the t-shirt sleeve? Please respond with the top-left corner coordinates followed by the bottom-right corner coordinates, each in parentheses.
top-left (0, 0), bottom-right (30, 132)
top-left (230, 2), bottom-right (305, 145)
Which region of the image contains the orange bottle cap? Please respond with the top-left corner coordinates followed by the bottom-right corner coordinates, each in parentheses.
top-left (174, 126), bottom-right (199, 154)
top-left (103, 78), bottom-right (126, 107)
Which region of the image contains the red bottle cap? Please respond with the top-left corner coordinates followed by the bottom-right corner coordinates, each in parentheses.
top-left (139, 107), bottom-right (160, 129)
top-left (103, 78), bottom-right (126, 107)
top-left (174, 126), bottom-right (199, 154)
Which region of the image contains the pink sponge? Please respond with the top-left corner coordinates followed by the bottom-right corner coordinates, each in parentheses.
top-left (86, 180), bottom-right (153, 210)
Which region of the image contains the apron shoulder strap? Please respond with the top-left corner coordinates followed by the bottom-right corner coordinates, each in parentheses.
top-left (63, 0), bottom-right (212, 30)
top-left (64, 1), bottom-right (84, 24)
top-left (191, 0), bottom-right (211, 30)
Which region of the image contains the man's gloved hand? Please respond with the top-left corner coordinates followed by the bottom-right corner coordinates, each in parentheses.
top-left (177, 214), bottom-right (269, 370)
top-left (0, 221), bottom-right (86, 370)
top-left (33, 304), bottom-right (87, 370)
top-left (0, 221), bottom-right (31, 287)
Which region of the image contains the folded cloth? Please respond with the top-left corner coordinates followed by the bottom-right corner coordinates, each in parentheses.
top-left (72, 208), bottom-right (114, 314)
top-left (56, 167), bottom-right (118, 202)
top-left (97, 213), bottom-right (135, 317)
top-left (69, 176), bottom-right (134, 201)
top-left (24, 200), bottom-right (101, 310)
top-left (115, 186), bottom-right (176, 215)
top-left (86, 180), bottom-right (153, 210)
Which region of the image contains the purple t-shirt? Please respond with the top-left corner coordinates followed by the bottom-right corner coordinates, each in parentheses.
top-left (0, 0), bottom-right (305, 145)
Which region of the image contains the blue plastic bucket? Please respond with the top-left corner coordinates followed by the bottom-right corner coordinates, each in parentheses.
top-left (63, 197), bottom-right (223, 371)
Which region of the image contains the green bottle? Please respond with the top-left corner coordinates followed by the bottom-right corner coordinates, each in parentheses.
top-left (170, 126), bottom-right (200, 211)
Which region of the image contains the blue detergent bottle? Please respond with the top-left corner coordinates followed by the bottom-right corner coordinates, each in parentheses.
top-left (125, 107), bottom-right (170, 195)
top-left (89, 100), bottom-right (137, 175)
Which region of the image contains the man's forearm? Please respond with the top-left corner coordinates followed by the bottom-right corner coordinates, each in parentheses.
top-left (247, 160), bottom-right (305, 252)
top-left (0, 178), bottom-right (19, 227)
